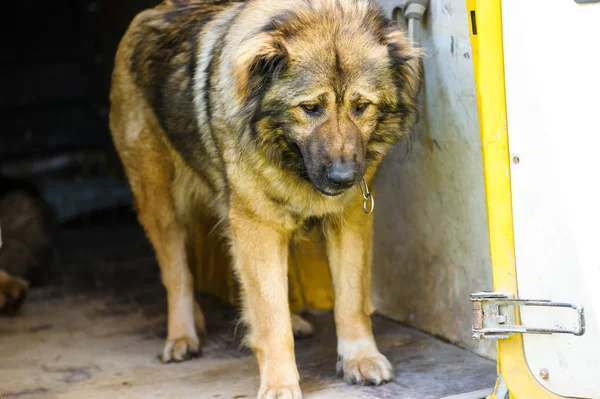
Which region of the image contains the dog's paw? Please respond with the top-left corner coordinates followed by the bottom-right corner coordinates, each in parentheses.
top-left (161, 334), bottom-right (200, 363)
top-left (291, 314), bottom-right (314, 338)
top-left (0, 271), bottom-right (29, 315)
top-left (337, 351), bottom-right (394, 386)
top-left (258, 384), bottom-right (302, 399)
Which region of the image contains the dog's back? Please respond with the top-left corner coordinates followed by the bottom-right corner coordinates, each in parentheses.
top-left (110, 0), bottom-right (238, 215)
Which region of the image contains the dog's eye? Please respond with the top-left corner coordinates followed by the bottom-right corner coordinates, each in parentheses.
top-left (301, 103), bottom-right (320, 114)
top-left (355, 102), bottom-right (370, 113)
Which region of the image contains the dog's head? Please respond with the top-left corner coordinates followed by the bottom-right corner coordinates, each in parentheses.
top-left (234, 0), bottom-right (423, 196)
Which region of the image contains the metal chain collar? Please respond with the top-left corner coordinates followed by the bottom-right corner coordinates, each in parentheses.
top-left (359, 177), bottom-right (374, 215)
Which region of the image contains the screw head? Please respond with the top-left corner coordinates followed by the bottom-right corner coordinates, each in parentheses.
top-left (539, 368), bottom-right (550, 380)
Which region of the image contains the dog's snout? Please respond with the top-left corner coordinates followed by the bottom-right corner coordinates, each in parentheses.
top-left (326, 160), bottom-right (357, 188)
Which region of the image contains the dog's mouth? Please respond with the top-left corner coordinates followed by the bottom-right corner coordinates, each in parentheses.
top-left (292, 140), bottom-right (363, 197)
top-left (311, 174), bottom-right (362, 197)
top-left (305, 166), bottom-right (363, 198)
top-left (313, 185), bottom-right (347, 197)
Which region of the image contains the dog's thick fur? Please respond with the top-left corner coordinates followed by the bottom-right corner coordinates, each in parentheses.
top-left (110, 0), bottom-right (422, 396)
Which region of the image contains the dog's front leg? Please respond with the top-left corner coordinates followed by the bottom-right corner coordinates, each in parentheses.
top-left (229, 205), bottom-right (301, 399)
top-left (324, 200), bottom-right (393, 386)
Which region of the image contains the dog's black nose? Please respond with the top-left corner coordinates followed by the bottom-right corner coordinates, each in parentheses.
top-left (326, 160), bottom-right (357, 187)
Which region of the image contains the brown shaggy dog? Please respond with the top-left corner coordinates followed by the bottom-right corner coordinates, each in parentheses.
top-left (109, 0), bottom-right (422, 397)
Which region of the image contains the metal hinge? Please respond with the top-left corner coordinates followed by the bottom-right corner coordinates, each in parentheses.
top-left (470, 292), bottom-right (586, 340)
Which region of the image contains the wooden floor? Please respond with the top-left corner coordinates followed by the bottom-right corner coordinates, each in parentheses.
top-left (0, 222), bottom-right (496, 399)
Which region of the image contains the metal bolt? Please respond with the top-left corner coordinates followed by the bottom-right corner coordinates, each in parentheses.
top-left (539, 368), bottom-right (549, 380)
top-left (512, 155), bottom-right (520, 164)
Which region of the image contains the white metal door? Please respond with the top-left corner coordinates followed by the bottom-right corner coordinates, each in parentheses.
top-left (502, 0), bottom-right (600, 397)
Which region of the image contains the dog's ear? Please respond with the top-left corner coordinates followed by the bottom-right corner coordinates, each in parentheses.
top-left (383, 28), bottom-right (424, 103)
top-left (233, 33), bottom-right (288, 102)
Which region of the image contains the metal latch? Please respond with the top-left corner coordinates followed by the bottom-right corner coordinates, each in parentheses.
top-left (471, 292), bottom-right (586, 340)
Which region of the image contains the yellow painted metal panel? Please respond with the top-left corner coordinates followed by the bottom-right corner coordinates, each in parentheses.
top-left (466, 1), bottom-right (566, 398)
top-left (189, 215), bottom-right (237, 306)
top-left (289, 228), bottom-right (335, 312)
top-left (190, 218), bottom-right (335, 313)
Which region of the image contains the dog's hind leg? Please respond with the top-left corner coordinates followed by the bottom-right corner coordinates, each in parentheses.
top-left (291, 313), bottom-right (314, 338)
top-left (125, 137), bottom-right (206, 363)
